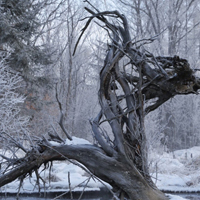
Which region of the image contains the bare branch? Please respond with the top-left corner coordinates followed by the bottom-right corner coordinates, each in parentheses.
top-left (91, 111), bottom-right (116, 156)
top-left (55, 84), bottom-right (72, 140)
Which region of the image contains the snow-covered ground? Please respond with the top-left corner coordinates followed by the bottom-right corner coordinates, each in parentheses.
top-left (150, 146), bottom-right (200, 193)
top-left (1, 137), bottom-right (200, 200)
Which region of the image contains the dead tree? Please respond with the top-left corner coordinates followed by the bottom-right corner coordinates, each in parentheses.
top-left (1, 6), bottom-right (200, 200)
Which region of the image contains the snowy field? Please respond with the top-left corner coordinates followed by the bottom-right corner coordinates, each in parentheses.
top-left (149, 146), bottom-right (200, 193)
top-left (1, 137), bottom-right (200, 200)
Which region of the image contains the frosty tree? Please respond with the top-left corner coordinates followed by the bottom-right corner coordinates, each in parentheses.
top-left (1, 5), bottom-right (200, 200)
top-left (0, 56), bottom-right (30, 156)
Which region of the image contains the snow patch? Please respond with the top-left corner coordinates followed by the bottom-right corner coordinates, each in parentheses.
top-left (167, 194), bottom-right (189, 200)
top-left (65, 136), bottom-right (91, 145)
top-left (49, 141), bottom-right (61, 146)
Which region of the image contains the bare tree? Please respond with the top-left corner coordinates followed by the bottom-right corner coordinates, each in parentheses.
top-left (1, 6), bottom-right (200, 200)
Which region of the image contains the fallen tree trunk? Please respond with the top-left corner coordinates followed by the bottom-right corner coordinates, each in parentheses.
top-left (0, 142), bottom-right (167, 200)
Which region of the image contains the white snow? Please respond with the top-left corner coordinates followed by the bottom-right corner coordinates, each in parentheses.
top-left (0, 161), bottom-right (106, 194)
top-left (1, 137), bottom-right (200, 200)
top-left (150, 146), bottom-right (200, 200)
top-left (43, 136), bottom-right (91, 147)
top-left (49, 141), bottom-right (61, 146)
top-left (150, 147), bottom-right (200, 191)
top-left (65, 136), bottom-right (92, 145)
top-left (174, 146), bottom-right (200, 160)
top-left (167, 194), bottom-right (189, 200)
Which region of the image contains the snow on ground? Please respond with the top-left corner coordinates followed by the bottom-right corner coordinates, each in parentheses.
top-left (0, 160), bottom-right (107, 194)
top-left (1, 137), bottom-right (200, 200)
top-left (167, 194), bottom-right (189, 200)
top-left (150, 146), bottom-right (200, 194)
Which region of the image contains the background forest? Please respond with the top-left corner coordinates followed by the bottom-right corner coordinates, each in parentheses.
top-left (1, 0), bottom-right (200, 164)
